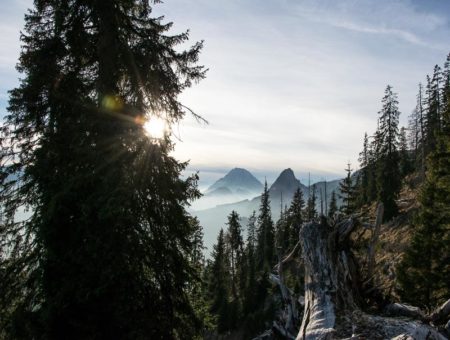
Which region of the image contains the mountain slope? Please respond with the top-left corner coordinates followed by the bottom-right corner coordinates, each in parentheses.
top-left (269, 168), bottom-right (306, 202)
top-left (197, 168), bottom-right (309, 251)
top-left (193, 168), bottom-right (349, 252)
top-left (191, 168), bottom-right (262, 212)
top-left (207, 168), bottom-right (263, 194)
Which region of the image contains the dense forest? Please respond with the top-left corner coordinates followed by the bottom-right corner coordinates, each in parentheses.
top-left (0, 1), bottom-right (449, 339)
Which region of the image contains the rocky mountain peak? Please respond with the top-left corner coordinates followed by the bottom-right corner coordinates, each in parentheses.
top-left (207, 168), bottom-right (263, 194)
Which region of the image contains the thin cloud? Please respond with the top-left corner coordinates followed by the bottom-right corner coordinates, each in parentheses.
top-left (291, 0), bottom-right (449, 51)
top-left (331, 21), bottom-right (447, 51)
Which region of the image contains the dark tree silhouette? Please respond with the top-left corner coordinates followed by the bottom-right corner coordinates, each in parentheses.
top-left (208, 229), bottom-right (231, 333)
top-left (328, 191), bottom-right (338, 219)
top-left (286, 187), bottom-right (305, 248)
top-left (305, 184), bottom-right (317, 221)
top-left (376, 85), bottom-right (401, 221)
top-left (256, 181), bottom-right (275, 271)
top-left (339, 163), bottom-right (357, 215)
top-left (0, 1), bottom-right (205, 338)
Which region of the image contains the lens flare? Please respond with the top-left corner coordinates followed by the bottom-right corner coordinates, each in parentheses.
top-left (143, 116), bottom-right (166, 139)
top-left (101, 95), bottom-right (123, 111)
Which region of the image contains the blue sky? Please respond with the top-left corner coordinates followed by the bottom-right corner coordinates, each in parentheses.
top-left (1, 0), bottom-right (449, 187)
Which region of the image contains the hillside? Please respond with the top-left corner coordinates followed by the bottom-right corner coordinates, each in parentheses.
top-left (362, 174), bottom-right (421, 300)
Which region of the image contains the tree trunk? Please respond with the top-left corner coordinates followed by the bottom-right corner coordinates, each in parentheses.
top-left (297, 219), bottom-right (361, 340)
top-left (296, 219), bottom-right (447, 340)
top-left (270, 251), bottom-right (298, 339)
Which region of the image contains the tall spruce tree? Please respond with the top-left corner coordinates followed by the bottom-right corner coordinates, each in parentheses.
top-left (376, 85), bottom-right (401, 221)
top-left (408, 109), bottom-right (420, 171)
top-left (416, 83), bottom-right (426, 177)
top-left (424, 66), bottom-right (442, 155)
top-left (275, 209), bottom-right (289, 254)
top-left (328, 191), bottom-right (338, 219)
top-left (256, 181), bottom-right (275, 271)
top-left (286, 187), bottom-right (305, 248)
top-left (444, 53), bottom-right (450, 111)
top-left (367, 129), bottom-right (381, 202)
top-left (208, 229), bottom-right (230, 333)
top-left (305, 184), bottom-right (317, 221)
top-left (358, 133), bottom-right (370, 205)
top-left (339, 163), bottom-right (356, 215)
top-left (187, 217), bottom-right (212, 332)
top-left (408, 84), bottom-right (425, 174)
top-left (225, 211), bottom-right (244, 302)
top-left (0, 1), bottom-right (205, 338)
top-left (243, 212), bottom-right (257, 314)
top-left (398, 54), bottom-right (450, 309)
top-left (189, 217), bottom-right (206, 270)
top-left (399, 126), bottom-right (412, 177)
top-left (246, 211), bottom-right (257, 254)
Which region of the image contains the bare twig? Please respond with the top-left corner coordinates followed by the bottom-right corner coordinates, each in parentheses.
top-left (274, 240), bottom-right (301, 272)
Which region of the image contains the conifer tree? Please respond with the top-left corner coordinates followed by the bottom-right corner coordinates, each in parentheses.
top-left (275, 209), bottom-right (289, 253)
top-left (376, 85), bottom-right (401, 221)
top-left (416, 83), bottom-right (426, 177)
top-left (225, 211), bottom-right (244, 302)
top-left (243, 212), bottom-right (257, 314)
top-left (398, 54), bottom-right (450, 309)
top-left (399, 126), bottom-right (412, 177)
top-left (189, 217), bottom-right (206, 269)
top-left (408, 85), bottom-right (425, 173)
top-left (286, 187), bottom-right (305, 248)
top-left (339, 163), bottom-right (356, 215)
top-left (250, 189), bottom-right (278, 336)
top-left (256, 182), bottom-right (275, 271)
top-left (187, 218), bottom-right (212, 332)
top-left (0, 1), bottom-right (205, 338)
top-left (424, 66), bottom-right (442, 155)
top-left (443, 53), bottom-right (450, 108)
top-left (246, 211), bottom-right (257, 254)
top-left (305, 184), bottom-right (317, 221)
top-left (358, 133), bottom-right (370, 205)
top-left (208, 229), bottom-right (230, 333)
top-left (408, 109), bottom-right (419, 156)
top-left (328, 191), bottom-right (338, 219)
top-left (367, 129), bottom-right (381, 201)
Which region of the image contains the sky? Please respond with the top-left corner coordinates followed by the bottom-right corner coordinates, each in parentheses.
top-left (1, 0), bottom-right (449, 188)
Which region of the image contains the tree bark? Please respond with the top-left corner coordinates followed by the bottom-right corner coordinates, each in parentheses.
top-left (430, 299), bottom-right (450, 325)
top-left (297, 219), bottom-right (361, 340)
top-left (296, 219), bottom-right (447, 340)
top-left (269, 248), bottom-right (300, 339)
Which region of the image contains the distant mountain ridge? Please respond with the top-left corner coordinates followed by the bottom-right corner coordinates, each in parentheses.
top-left (190, 168), bottom-right (263, 212)
top-left (207, 167), bottom-right (263, 195)
top-left (196, 168), bottom-right (302, 253)
top-left (194, 167), bottom-right (346, 252)
top-left (269, 168), bottom-right (306, 203)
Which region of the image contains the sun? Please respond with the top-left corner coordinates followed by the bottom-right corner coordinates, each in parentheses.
top-left (143, 116), bottom-right (167, 139)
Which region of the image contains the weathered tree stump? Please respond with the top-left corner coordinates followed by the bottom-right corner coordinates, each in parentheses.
top-left (297, 219), bottom-right (361, 339)
top-left (296, 219), bottom-right (447, 340)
